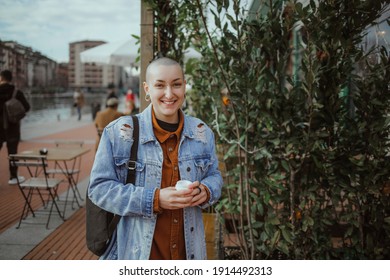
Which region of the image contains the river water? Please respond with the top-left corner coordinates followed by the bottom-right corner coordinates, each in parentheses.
top-left (21, 92), bottom-right (119, 124)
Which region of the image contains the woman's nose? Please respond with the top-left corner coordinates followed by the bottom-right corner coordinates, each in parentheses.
top-left (164, 85), bottom-right (173, 97)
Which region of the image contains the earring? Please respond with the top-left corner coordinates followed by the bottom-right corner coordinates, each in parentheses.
top-left (145, 93), bottom-right (151, 102)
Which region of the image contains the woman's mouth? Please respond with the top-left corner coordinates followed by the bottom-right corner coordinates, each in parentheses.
top-left (161, 100), bottom-right (176, 105)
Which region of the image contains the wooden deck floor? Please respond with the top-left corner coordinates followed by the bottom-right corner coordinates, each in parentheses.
top-left (23, 207), bottom-right (98, 260)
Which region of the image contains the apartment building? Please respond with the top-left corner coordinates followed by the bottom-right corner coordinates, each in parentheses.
top-left (68, 40), bottom-right (124, 92)
top-left (57, 63), bottom-right (69, 90)
top-left (0, 40), bottom-right (59, 92)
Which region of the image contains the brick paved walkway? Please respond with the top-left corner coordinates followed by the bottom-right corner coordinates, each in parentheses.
top-left (0, 114), bottom-right (97, 259)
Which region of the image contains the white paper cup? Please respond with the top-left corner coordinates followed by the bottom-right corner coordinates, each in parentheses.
top-left (175, 180), bottom-right (192, 190)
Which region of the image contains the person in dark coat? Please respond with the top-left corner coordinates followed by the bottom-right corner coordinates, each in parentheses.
top-left (0, 70), bottom-right (30, 185)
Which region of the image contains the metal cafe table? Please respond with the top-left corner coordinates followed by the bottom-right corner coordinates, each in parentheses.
top-left (19, 146), bottom-right (90, 217)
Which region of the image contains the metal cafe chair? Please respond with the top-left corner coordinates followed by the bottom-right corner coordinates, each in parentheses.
top-left (9, 154), bottom-right (64, 229)
top-left (46, 140), bottom-right (84, 216)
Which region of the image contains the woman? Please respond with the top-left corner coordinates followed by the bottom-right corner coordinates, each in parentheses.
top-left (124, 90), bottom-right (139, 115)
top-left (88, 57), bottom-right (223, 260)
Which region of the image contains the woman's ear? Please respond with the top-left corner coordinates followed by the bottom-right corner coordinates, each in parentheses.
top-left (143, 81), bottom-right (149, 94)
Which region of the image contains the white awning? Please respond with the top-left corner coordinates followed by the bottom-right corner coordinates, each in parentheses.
top-left (80, 38), bottom-right (139, 67)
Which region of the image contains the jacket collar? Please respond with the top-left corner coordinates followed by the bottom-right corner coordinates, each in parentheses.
top-left (138, 104), bottom-right (197, 144)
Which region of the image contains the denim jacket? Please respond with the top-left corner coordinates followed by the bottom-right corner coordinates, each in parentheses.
top-left (88, 104), bottom-right (223, 260)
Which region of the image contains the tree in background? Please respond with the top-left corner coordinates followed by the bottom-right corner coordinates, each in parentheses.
top-left (145, 0), bottom-right (390, 259)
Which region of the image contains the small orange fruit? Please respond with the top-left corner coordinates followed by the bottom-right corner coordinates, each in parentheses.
top-left (295, 210), bottom-right (302, 220)
top-left (222, 96), bottom-right (230, 106)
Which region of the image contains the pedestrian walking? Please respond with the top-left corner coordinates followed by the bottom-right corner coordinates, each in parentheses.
top-left (73, 89), bottom-right (85, 121)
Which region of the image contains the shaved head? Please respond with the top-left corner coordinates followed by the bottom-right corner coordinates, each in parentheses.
top-left (145, 57), bottom-right (184, 83)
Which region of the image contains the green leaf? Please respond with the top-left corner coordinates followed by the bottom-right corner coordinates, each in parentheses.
top-left (277, 241), bottom-right (290, 255)
top-left (211, 9), bottom-right (221, 29)
top-left (281, 227), bottom-right (293, 244)
top-left (281, 160), bottom-right (290, 172)
top-left (268, 217), bottom-right (281, 225)
top-left (270, 230), bottom-right (280, 247)
top-left (257, 202), bottom-right (264, 216)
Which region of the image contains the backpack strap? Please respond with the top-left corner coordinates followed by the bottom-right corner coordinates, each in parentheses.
top-left (126, 115), bottom-right (139, 184)
top-left (12, 87), bottom-right (18, 98)
top-left (109, 115), bottom-right (139, 229)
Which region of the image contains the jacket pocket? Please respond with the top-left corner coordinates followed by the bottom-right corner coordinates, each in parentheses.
top-left (114, 157), bottom-right (128, 182)
top-left (134, 161), bottom-right (145, 186)
top-left (114, 157), bottom-right (145, 186)
top-left (194, 157), bottom-right (214, 180)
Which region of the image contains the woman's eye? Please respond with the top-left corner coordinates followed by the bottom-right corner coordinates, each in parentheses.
top-left (155, 84), bottom-right (164, 88)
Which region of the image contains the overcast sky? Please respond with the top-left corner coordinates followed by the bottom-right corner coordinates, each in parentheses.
top-left (2, 1), bottom-right (386, 64)
top-left (0, 0), bottom-right (141, 63)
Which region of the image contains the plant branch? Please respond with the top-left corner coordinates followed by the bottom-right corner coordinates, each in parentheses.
top-left (212, 106), bottom-right (266, 154)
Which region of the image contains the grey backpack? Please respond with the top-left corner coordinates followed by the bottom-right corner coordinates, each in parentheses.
top-left (4, 87), bottom-right (26, 124)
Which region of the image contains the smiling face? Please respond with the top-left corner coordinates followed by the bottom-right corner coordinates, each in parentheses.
top-left (143, 58), bottom-right (186, 123)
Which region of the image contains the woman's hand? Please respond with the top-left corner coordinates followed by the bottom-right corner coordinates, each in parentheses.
top-left (159, 187), bottom-right (193, 210)
top-left (158, 181), bottom-right (207, 209)
top-left (189, 182), bottom-right (208, 207)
